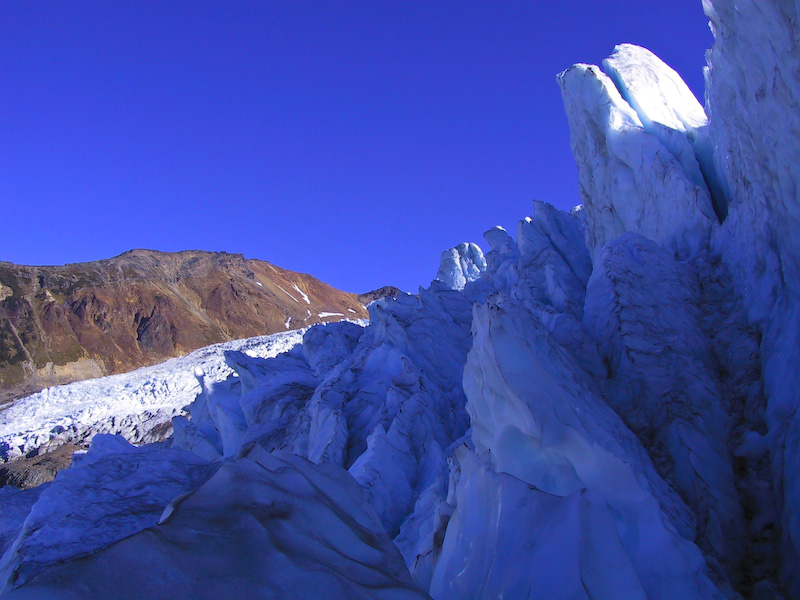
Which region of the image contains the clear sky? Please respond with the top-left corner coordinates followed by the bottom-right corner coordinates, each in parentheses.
top-left (1, 1), bottom-right (713, 293)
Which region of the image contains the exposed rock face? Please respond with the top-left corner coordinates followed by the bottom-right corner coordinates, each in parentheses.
top-left (357, 286), bottom-right (405, 304)
top-left (0, 445), bottom-right (80, 490)
top-left (0, 250), bottom-right (367, 403)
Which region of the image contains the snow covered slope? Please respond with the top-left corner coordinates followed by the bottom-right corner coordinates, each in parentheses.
top-left (1, 2), bottom-right (799, 599)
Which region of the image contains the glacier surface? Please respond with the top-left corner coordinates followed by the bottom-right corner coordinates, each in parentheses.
top-left (0, 329), bottom-right (306, 461)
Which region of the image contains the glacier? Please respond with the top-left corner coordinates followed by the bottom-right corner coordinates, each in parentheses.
top-left (1, 0), bottom-right (799, 598)
top-left (0, 328), bottom-right (306, 462)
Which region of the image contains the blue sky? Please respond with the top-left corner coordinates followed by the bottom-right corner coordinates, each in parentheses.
top-left (0, 1), bottom-right (712, 293)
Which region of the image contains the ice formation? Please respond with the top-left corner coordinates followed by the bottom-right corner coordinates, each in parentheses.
top-left (557, 50), bottom-right (717, 260)
top-left (434, 242), bottom-right (487, 291)
top-left (0, 1), bottom-right (798, 598)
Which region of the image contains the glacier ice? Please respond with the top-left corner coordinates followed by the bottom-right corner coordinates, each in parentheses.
top-left (584, 234), bottom-right (747, 585)
top-left (0, 446), bottom-right (429, 600)
top-left (556, 2), bottom-right (800, 594)
top-left (0, 329), bottom-right (305, 461)
top-left (601, 44), bottom-right (729, 220)
top-left (1, 1), bottom-right (800, 598)
top-left (445, 297), bottom-right (721, 600)
top-left (0, 435), bottom-right (216, 592)
top-left (702, 2), bottom-right (800, 593)
top-left (434, 242), bottom-right (487, 291)
top-left (558, 57), bottom-right (717, 261)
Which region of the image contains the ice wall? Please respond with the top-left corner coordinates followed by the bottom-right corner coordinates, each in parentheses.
top-left (703, 0), bottom-right (800, 594)
top-left (558, 5), bottom-right (800, 595)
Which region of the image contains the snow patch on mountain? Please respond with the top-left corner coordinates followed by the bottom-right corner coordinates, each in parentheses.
top-left (293, 284), bottom-right (311, 304)
top-left (278, 285), bottom-right (300, 303)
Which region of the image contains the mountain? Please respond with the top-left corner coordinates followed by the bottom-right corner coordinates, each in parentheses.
top-left (0, 249), bottom-right (368, 404)
top-left (1, 1), bottom-right (798, 598)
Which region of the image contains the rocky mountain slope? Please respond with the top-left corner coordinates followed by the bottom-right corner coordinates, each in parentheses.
top-left (0, 250), bottom-right (368, 403)
top-left (0, 1), bottom-right (798, 598)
